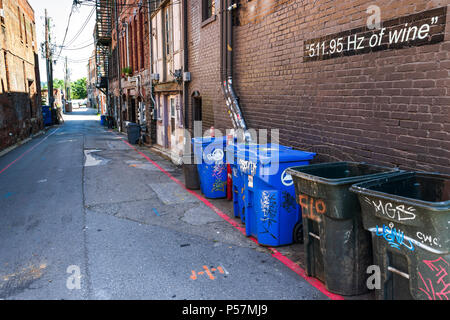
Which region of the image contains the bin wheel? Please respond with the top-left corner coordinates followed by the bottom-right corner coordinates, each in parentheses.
top-left (293, 223), bottom-right (304, 244)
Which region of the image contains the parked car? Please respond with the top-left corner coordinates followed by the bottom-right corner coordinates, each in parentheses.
top-left (71, 101), bottom-right (80, 109)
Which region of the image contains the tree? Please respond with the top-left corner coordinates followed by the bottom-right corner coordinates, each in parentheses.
top-left (53, 79), bottom-right (64, 91)
top-left (70, 78), bottom-right (87, 100)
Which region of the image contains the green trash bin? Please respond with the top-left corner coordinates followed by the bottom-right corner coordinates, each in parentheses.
top-left (288, 162), bottom-right (400, 296)
top-left (350, 172), bottom-right (449, 300)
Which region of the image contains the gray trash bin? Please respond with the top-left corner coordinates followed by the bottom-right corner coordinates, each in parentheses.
top-left (126, 122), bottom-right (140, 144)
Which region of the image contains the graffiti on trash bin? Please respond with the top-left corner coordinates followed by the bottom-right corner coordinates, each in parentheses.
top-left (298, 194), bottom-right (326, 222)
top-left (260, 191), bottom-right (278, 239)
top-left (374, 223), bottom-right (415, 252)
top-left (212, 164), bottom-right (226, 179)
top-left (418, 257), bottom-right (450, 300)
top-left (238, 159), bottom-right (257, 176)
top-left (212, 180), bottom-right (226, 192)
top-left (363, 197), bottom-right (416, 221)
top-left (281, 191), bottom-right (297, 213)
top-left (211, 165), bottom-right (227, 192)
top-left (416, 231), bottom-right (442, 248)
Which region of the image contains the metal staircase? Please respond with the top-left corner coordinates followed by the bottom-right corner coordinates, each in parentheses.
top-left (94, 0), bottom-right (112, 89)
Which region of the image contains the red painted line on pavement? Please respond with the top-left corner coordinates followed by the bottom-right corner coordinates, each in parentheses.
top-left (0, 128), bottom-right (60, 176)
top-left (118, 134), bottom-right (344, 300)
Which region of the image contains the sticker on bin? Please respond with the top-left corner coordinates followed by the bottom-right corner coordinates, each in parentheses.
top-left (281, 169), bottom-right (294, 187)
top-left (239, 159), bottom-right (257, 176)
top-left (248, 176), bottom-right (254, 188)
top-left (205, 149), bottom-right (224, 162)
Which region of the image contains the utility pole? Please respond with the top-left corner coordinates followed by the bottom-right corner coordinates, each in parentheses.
top-left (45, 9), bottom-right (54, 108)
top-left (63, 56), bottom-right (71, 111)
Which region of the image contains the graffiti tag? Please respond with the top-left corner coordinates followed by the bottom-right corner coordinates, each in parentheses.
top-left (418, 257), bottom-right (450, 300)
top-left (298, 194), bottom-right (326, 222)
top-left (212, 180), bottom-right (226, 192)
top-left (416, 232), bottom-right (441, 248)
top-left (260, 191), bottom-right (278, 240)
top-left (239, 159), bottom-right (257, 176)
top-left (281, 191), bottom-right (297, 213)
top-left (363, 197), bottom-right (416, 221)
top-left (374, 223), bottom-right (415, 252)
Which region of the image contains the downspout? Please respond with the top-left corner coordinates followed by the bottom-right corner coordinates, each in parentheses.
top-left (183, 0), bottom-right (189, 130)
top-left (222, 0), bottom-right (249, 141)
top-left (148, 0), bottom-right (156, 144)
top-left (125, 23), bottom-right (130, 68)
top-left (220, 0), bottom-right (235, 128)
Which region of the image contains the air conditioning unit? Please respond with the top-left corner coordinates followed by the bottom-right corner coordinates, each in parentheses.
top-left (183, 72), bottom-right (191, 82)
top-left (0, 9), bottom-right (5, 18)
top-left (151, 73), bottom-right (160, 81)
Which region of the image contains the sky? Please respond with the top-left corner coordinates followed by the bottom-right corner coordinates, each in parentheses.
top-left (28, 0), bottom-right (96, 84)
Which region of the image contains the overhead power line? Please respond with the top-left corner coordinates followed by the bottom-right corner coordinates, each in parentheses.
top-left (64, 7), bottom-right (95, 48)
top-left (56, 4), bottom-right (76, 60)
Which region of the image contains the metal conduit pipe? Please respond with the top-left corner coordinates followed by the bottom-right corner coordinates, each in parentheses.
top-left (223, 0), bottom-right (250, 141)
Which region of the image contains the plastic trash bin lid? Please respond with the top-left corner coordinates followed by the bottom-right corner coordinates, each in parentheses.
top-left (238, 145), bottom-right (315, 164)
top-left (289, 162), bottom-right (399, 186)
top-left (350, 171), bottom-right (450, 210)
top-left (192, 136), bottom-right (227, 146)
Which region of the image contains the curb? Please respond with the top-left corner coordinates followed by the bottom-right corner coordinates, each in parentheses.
top-left (0, 129), bottom-right (48, 158)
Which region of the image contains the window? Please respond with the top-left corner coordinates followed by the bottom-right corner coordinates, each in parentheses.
top-left (139, 11), bottom-right (144, 70)
top-left (4, 52), bottom-right (10, 91)
top-left (23, 14), bottom-right (27, 44)
top-left (202, 0), bottom-right (215, 21)
top-left (170, 97), bottom-right (175, 134)
top-left (0, 0), bottom-right (5, 25)
top-left (133, 18), bottom-right (138, 72)
top-left (30, 23), bottom-right (34, 49)
top-left (193, 97), bottom-right (202, 122)
top-left (164, 6), bottom-right (172, 57)
top-left (18, 7), bottom-right (23, 41)
top-left (128, 23), bottom-right (133, 71)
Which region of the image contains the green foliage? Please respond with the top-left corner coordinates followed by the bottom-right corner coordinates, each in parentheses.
top-left (122, 66), bottom-right (132, 76)
top-left (53, 79), bottom-right (65, 90)
top-left (70, 78), bottom-right (87, 100)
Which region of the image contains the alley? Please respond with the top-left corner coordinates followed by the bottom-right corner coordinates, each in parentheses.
top-left (0, 109), bottom-right (327, 300)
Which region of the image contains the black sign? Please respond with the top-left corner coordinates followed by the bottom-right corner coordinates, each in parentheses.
top-left (304, 7), bottom-right (447, 62)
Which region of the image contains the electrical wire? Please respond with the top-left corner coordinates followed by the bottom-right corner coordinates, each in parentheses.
top-left (55, 4), bottom-right (76, 61)
top-left (64, 7), bottom-right (95, 48)
top-left (60, 42), bottom-right (94, 51)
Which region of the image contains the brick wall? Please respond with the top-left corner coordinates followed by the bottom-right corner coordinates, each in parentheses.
top-left (187, 0), bottom-right (232, 134)
top-left (0, 0), bottom-right (42, 151)
top-left (188, 0), bottom-right (449, 174)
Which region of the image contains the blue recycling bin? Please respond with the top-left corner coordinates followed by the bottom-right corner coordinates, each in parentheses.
top-left (227, 142), bottom-right (292, 224)
top-left (100, 115), bottom-right (106, 126)
top-left (226, 141), bottom-right (259, 222)
top-left (239, 146), bottom-right (316, 246)
top-left (192, 136), bottom-right (228, 199)
top-left (42, 105), bottom-right (53, 126)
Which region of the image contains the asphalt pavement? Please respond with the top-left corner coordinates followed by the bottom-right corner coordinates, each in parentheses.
top-left (0, 108), bottom-right (328, 300)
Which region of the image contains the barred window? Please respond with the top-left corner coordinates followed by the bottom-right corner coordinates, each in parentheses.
top-left (202, 0), bottom-right (215, 21)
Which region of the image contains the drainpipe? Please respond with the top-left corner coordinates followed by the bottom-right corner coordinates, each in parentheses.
top-left (183, 0), bottom-right (189, 130)
top-left (125, 22), bottom-right (130, 68)
top-left (147, 0), bottom-right (156, 143)
top-left (222, 0), bottom-right (249, 141)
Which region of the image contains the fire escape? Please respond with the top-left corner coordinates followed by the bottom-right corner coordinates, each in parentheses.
top-left (94, 0), bottom-right (112, 91)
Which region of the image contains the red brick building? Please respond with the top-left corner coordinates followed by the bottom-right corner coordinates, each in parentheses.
top-left (108, 0), bottom-right (152, 134)
top-left (186, 0), bottom-right (450, 174)
top-left (0, 0), bottom-right (42, 151)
